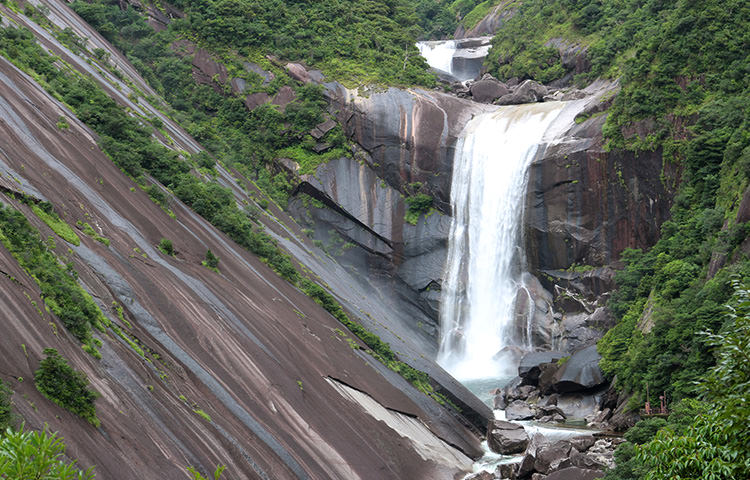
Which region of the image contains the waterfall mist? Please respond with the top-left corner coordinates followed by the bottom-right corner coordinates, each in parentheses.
top-left (438, 103), bottom-right (566, 381)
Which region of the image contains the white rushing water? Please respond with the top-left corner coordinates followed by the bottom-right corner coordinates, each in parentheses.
top-left (416, 37), bottom-right (493, 82)
top-left (438, 103), bottom-right (567, 381)
top-left (416, 40), bottom-right (458, 75)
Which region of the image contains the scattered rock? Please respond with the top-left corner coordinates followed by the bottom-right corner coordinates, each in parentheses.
top-left (243, 62), bottom-right (274, 84)
top-left (495, 80), bottom-right (547, 105)
top-left (535, 405), bottom-right (567, 420)
top-left (470, 78), bottom-right (510, 103)
top-left (534, 441), bottom-right (572, 474)
top-left (487, 420), bottom-right (530, 455)
top-left (517, 453), bottom-right (536, 478)
top-left (544, 466), bottom-right (604, 480)
top-left (271, 86), bottom-right (296, 110)
top-left (498, 462), bottom-right (518, 479)
top-left (244, 92), bottom-right (270, 110)
top-left (466, 471), bottom-right (495, 480)
top-left (519, 351), bottom-right (566, 385)
top-left (506, 400), bottom-right (536, 421)
top-left (569, 436), bottom-right (596, 452)
top-left (285, 62), bottom-right (310, 83)
top-left (553, 345), bottom-right (606, 393)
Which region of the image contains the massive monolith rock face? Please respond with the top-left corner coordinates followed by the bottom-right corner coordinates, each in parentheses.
top-left (298, 76), bottom-right (676, 358)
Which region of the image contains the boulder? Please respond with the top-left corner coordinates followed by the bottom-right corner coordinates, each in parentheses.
top-left (519, 351), bottom-right (566, 384)
top-left (244, 92), bottom-right (270, 110)
top-left (496, 80), bottom-right (547, 105)
top-left (243, 62), bottom-right (274, 84)
top-left (517, 453), bottom-right (536, 478)
top-left (498, 463), bottom-right (518, 479)
top-left (470, 79), bottom-right (510, 103)
top-left (466, 471), bottom-right (495, 480)
top-left (271, 86), bottom-right (296, 110)
top-left (569, 436), bottom-right (596, 452)
top-left (487, 420), bottom-right (530, 455)
top-left (537, 362), bottom-right (560, 395)
top-left (506, 400), bottom-right (535, 421)
top-left (553, 345), bottom-right (606, 393)
top-left (494, 393), bottom-right (507, 410)
top-left (285, 62), bottom-right (310, 83)
top-left (534, 441), bottom-right (572, 474)
top-left (535, 405), bottom-right (566, 420)
top-left (544, 467), bottom-right (604, 480)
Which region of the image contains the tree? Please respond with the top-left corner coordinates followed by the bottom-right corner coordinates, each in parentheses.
top-left (634, 279), bottom-right (750, 480)
top-left (0, 426), bottom-right (95, 479)
top-left (35, 349), bottom-right (100, 427)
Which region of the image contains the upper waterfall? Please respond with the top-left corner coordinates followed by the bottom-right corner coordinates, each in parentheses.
top-left (438, 102), bottom-right (567, 381)
top-left (416, 37), bottom-right (493, 82)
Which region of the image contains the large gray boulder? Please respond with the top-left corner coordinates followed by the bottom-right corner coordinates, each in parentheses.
top-left (545, 466), bottom-right (605, 480)
top-left (487, 420), bottom-right (529, 455)
top-left (506, 400), bottom-right (536, 421)
top-left (495, 80), bottom-right (547, 105)
top-left (553, 345), bottom-right (606, 393)
top-left (519, 351), bottom-right (566, 384)
top-left (534, 440), bottom-right (573, 474)
top-left (470, 78), bottom-right (510, 103)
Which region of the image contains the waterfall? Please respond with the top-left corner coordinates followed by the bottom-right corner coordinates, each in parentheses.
top-left (416, 40), bottom-right (457, 76)
top-left (438, 103), bottom-right (566, 381)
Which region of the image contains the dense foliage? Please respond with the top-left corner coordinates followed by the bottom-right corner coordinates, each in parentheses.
top-left (482, 0), bottom-right (750, 407)
top-left (0, 23), bottom-right (299, 281)
top-left (0, 204), bottom-right (105, 355)
top-left (35, 349), bottom-right (100, 427)
top-left (605, 282), bottom-right (750, 480)
top-left (70, 0), bottom-right (349, 205)
top-left (164, 0), bottom-right (435, 86)
top-left (0, 426), bottom-right (95, 479)
top-left (0, 381), bottom-right (12, 432)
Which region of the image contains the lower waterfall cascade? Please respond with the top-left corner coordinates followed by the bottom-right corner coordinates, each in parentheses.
top-left (438, 102), bottom-right (568, 381)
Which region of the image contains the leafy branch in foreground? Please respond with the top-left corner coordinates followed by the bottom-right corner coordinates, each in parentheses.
top-left (0, 426), bottom-right (95, 479)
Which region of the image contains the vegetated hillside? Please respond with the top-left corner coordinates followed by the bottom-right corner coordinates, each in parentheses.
top-left (148, 0), bottom-right (435, 86)
top-left (0, 0), bottom-right (485, 478)
top-left (481, 0), bottom-right (749, 477)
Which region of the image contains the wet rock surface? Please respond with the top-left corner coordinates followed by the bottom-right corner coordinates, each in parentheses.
top-left (487, 420), bottom-right (530, 455)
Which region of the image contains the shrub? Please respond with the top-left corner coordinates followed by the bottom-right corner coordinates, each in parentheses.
top-left (158, 238), bottom-right (174, 256)
top-left (404, 193), bottom-right (432, 225)
top-left (202, 249), bottom-right (219, 271)
top-left (35, 348), bottom-right (100, 427)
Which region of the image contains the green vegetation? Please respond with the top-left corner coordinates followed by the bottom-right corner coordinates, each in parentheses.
top-left (0, 5), bottom-right (468, 413)
top-left (159, 0), bottom-right (434, 86)
top-left (31, 202), bottom-right (80, 246)
top-left (76, 221), bottom-right (110, 246)
top-left (404, 193), bottom-right (433, 225)
top-left (202, 249), bottom-right (219, 271)
top-left (35, 348), bottom-right (101, 427)
top-left (0, 205), bottom-right (105, 354)
top-left (193, 409), bottom-right (211, 422)
top-left (604, 281), bottom-right (750, 480)
top-left (0, 381), bottom-right (12, 432)
top-left (187, 464), bottom-right (225, 480)
top-left (158, 238), bottom-right (175, 256)
top-left (0, 426), bottom-right (95, 479)
top-left (486, 0), bottom-right (749, 409)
